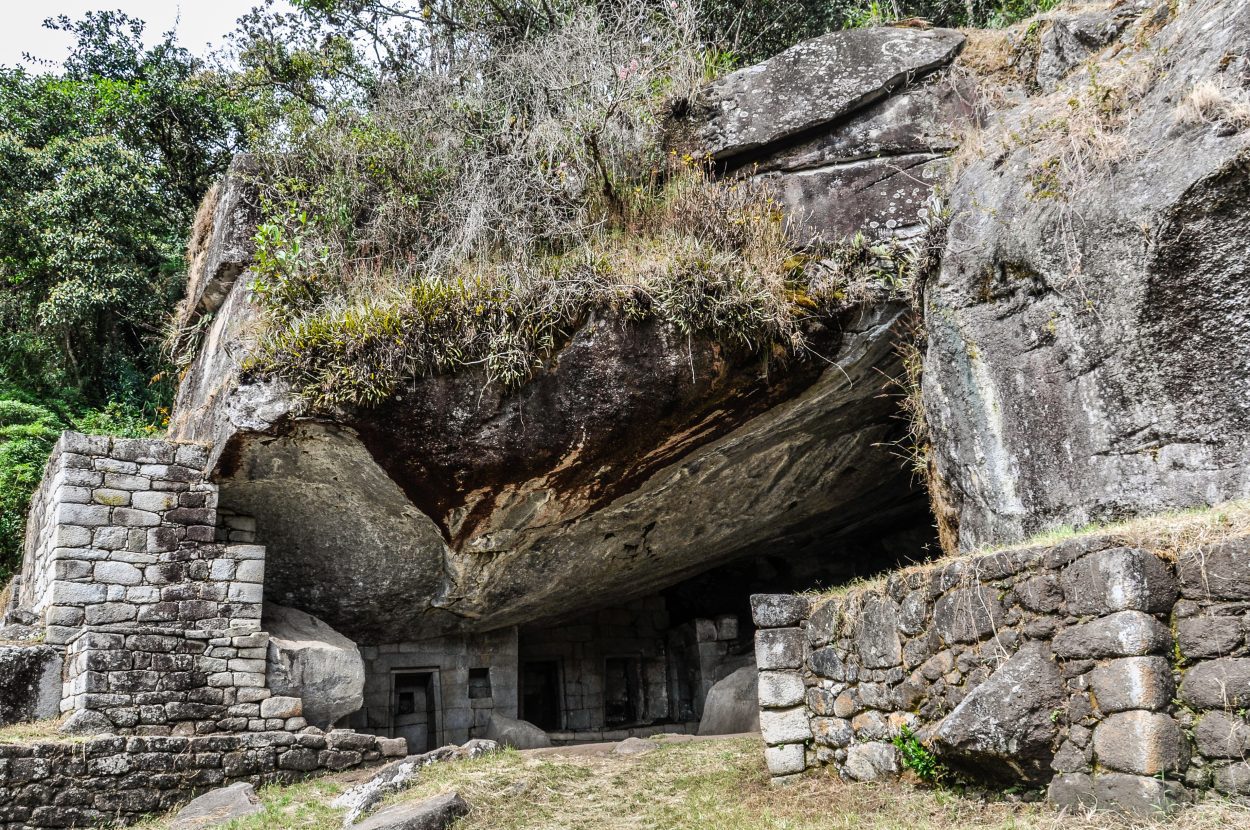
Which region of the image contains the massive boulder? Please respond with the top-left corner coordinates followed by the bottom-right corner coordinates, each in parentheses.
top-left (922, 0), bottom-right (1250, 549)
top-left (263, 603), bottom-right (365, 728)
top-left (166, 27), bottom-right (972, 645)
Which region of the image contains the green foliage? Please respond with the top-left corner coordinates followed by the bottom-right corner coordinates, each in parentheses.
top-left (0, 12), bottom-right (243, 407)
top-left (892, 726), bottom-right (947, 784)
top-left (0, 390), bottom-right (156, 582)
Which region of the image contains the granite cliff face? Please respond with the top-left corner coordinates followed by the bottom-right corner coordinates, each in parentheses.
top-left (922, 0), bottom-right (1250, 549)
top-left (167, 1), bottom-right (1250, 639)
top-left (167, 27), bottom-right (970, 643)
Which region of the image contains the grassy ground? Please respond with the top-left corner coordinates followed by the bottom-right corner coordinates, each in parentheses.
top-left (0, 717), bottom-right (81, 745)
top-left (140, 736), bottom-right (1250, 830)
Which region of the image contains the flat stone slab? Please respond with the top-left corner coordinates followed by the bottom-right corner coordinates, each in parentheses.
top-left (697, 27), bottom-right (965, 160)
top-left (169, 782), bottom-right (263, 829)
top-left (354, 791), bottom-right (469, 830)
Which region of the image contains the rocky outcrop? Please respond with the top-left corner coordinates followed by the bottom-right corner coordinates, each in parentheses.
top-left (0, 644), bottom-right (62, 725)
top-left (160, 23), bottom-right (984, 644)
top-left (263, 603), bottom-right (365, 728)
top-left (923, 0), bottom-right (1250, 549)
top-left (695, 26), bottom-right (969, 244)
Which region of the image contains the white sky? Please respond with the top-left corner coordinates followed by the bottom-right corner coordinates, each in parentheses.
top-left (0, 1), bottom-right (295, 67)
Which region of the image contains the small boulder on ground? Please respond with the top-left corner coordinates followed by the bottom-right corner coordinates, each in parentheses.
top-left (612, 737), bottom-right (657, 756)
top-left (485, 714), bottom-right (551, 749)
top-left (263, 602), bottom-right (366, 728)
top-left (169, 782), bottom-right (263, 829)
top-left (353, 792), bottom-right (468, 830)
top-left (698, 666), bottom-right (760, 735)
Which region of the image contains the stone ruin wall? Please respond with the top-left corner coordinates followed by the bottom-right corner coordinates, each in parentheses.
top-left (751, 533), bottom-right (1250, 814)
top-left (0, 432), bottom-right (405, 828)
top-left (0, 729), bottom-right (392, 829)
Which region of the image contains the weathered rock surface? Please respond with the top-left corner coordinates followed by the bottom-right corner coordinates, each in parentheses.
top-left (698, 666), bottom-right (760, 735)
top-left (485, 714), bottom-right (551, 750)
top-left (263, 603), bottom-right (365, 728)
top-left (695, 27), bottom-right (965, 161)
top-left (0, 645), bottom-right (62, 725)
top-left (168, 782), bottom-right (263, 829)
top-left (931, 642), bottom-right (1065, 784)
top-left (353, 792), bottom-right (469, 830)
top-left (334, 740), bottom-right (497, 825)
top-left (923, 0), bottom-right (1250, 549)
top-left (175, 296), bottom-right (924, 642)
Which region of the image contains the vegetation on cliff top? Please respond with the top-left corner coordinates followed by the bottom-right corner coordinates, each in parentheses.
top-left (239, 2), bottom-right (925, 408)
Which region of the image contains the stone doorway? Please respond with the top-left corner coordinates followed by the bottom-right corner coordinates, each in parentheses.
top-left (390, 669), bottom-right (439, 753)
top-left (603, 656), bottom-right (643, 726)
top-left (520, 660), bottom-right (562, 731)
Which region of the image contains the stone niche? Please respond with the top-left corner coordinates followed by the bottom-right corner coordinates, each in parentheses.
top-left (751, 532), bottom-right (1250, 815)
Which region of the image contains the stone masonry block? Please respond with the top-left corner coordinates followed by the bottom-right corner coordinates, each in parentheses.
top-left (751, 594), bottom-right (810, 628)
top-left (1060, 547), bottom-right (1178, 615)
top-left (1093, 711), bottom-right (1184, 776)
top-left (93, 561), bottom-right (143, 586)
top-left (760, 706), bottom-right (812, 746)
top-left (1180, 658), bottom-right (1250, 709)
top-left (758, 671), bottom-right (806, 708)
top-left (131, 491), bottom-right (179, 512)
top-left (1179, 539), bottom-right (1250, 601)
top-left (756, 628), bottom-right (805, 670)
top-left (113, 508), bottom-right (160, 528)
top-left (1052, 611), bottom-right (1171, 659)
top-left (1089, 657), bottom-right (1174, 713)
top-left (764, 742), bottom-right (807, 776)
top-left (55, 503), bottom-right (111, 527)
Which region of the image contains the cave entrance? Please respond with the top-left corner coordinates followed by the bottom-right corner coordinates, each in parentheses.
top-left (390, 669), bottom-right (439, 753)
top-left (520, 660), bottom-right (562, 731)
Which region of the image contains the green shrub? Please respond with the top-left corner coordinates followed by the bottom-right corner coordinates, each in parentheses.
top-left (892, 726), bottom-right (947, 784)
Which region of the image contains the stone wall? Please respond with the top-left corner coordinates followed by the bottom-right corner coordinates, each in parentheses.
top-left (15, 433), bottom-right (259, 647)
top-left (353, 628), bottom-right (519, 749)
top-left (0, 729), bottom-right (396, 829)
top-left (61, 626), bottom-right (303, 734)
top-left (751, 533), bottom-right (1250, 814)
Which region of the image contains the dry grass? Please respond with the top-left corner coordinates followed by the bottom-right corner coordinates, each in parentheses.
top-left (1176, 78), bottom-right (1250, 132)
top-left (0, 717), bottom-right (79, 745)
top-left (141, 736), bottom-right (1250, 830)
top-left (809, 499), bottom-right (1250, 602)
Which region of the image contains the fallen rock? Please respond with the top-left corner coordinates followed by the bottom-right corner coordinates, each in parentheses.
top-left (169, 782), bottom-right (263, 829)
top-left (58, 709), bottom-right (113, 736)
top-left (485, 714), bottom-right (551, 750)
top-left (352, 792), bottom-right (469, 830)
top-left (843, 741), bottom-right (900, 782)
top-left (697, 666), bottom-right (760, 735)
top-left (931, 642), bottom-right (1064, 784)
top-left (263, 603), bottom-right (365, 728)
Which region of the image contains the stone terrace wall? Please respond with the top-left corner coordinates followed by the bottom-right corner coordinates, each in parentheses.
top-left (751, 533), bottom-right (1250, 815)
top-left (0, 729), bottom-right (397, 829)
top-left (61, 626), bottom-right (300, 734)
